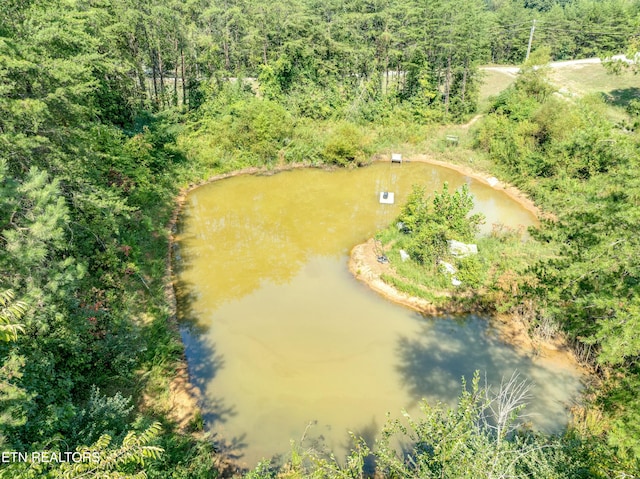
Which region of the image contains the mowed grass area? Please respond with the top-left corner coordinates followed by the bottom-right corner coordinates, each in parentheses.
top-left (548, 63), bottom-right (640, 100)
top-left (477, 68), bottom-right (518, 110)
top-left (477, 62), bottom-right (640, 121)
top-left (547, 63), bottom-right (640, 121)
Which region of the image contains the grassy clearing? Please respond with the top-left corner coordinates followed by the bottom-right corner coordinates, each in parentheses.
top-left (547, 63), bottom-right (640, 121)
top-left (478, 68), bottom-right (518, 110)
top-left (477, 62), bottom-right (640, 124)
top-left (548, 63), bottom-right (640, 99)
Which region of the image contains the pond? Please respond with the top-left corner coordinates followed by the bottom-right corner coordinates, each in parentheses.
top-left (174, 161), bottom-right (583, 466)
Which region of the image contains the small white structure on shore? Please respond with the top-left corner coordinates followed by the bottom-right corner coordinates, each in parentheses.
top-left (379, 191), bottom-right (395, 204)
top-left (438, 260), bottom-right (456, 274)
top-left (448, 240), bottom-right (478, 257)
top-left (391, 153), bottom-right (402, 163)
top-left (439, 260), bottom-right (462, 286)
top-left (486, 177), bottom-right (499, 187)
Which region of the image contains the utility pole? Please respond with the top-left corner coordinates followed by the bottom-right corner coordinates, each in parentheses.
top-left (526, 19), bottom-right (537, 62)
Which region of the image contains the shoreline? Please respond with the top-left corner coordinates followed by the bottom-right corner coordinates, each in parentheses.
top-left (350, 155), bottom-right (584, 372)
top-left (377, 154), bottom-right (544, 219)
top-left (163, 155), bottom-right (585, 438)
top-left (349, 237), bottom-right (583, 369)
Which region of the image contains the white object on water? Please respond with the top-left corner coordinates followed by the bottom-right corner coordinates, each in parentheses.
top-left (391, 153), bottom-right (402, 163)
top-left (399, 250), bottom-right (410, 262)
top-left (379, 192), bottom-right (395, 204)
top-left (448, 240), bottom-right (478, 257)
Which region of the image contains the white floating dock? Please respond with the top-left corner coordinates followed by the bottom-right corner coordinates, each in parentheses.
top-left (379, 192), bottom-right (395, 204)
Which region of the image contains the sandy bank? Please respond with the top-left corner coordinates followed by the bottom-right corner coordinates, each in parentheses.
top-left (396, 154), bottom-right (543, 218)
top-left (349, 156), bottom-right (583, 370)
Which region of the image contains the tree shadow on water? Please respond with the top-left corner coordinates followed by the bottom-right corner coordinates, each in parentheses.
top-left (395, 314), bottom-right (582, 432)
top-left (342, 417), bottom-right (378, 477)
top-left (172, 209), bottom-right (208, 335)
top-left (179, 327), bottom-right (227, 419)
top-left (396, 315), bottom-right (519, 404)
top-left (172, 207), bottom-right (248, 458)
top-left (179, 309), bottom-right (247, 460)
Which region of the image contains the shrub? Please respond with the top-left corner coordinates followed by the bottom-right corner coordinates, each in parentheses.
top-left (398, 183), bottom-right (484, 265)
top-left (456, 255), bottom-right (485, 288)
top-left (321, 122), bottom-right (371, 166)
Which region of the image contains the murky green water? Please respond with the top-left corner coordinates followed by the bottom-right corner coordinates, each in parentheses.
top-left (175, 162), bottom-right (582, 466)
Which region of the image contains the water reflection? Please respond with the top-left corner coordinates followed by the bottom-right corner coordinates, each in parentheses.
top-left (175, 163), bottom-right (580, 466)
top-left (395, 315), bottom-right (582, 432)
top-left (177, 165), bottom-right (499, 313)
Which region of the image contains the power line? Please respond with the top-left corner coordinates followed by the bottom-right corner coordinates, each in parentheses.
top-left (542, 27), bottom-right (632, 36)
top-left (488, 22), bottom-right (634, 37)
top-left (491, 20), bottom-right (537, 28)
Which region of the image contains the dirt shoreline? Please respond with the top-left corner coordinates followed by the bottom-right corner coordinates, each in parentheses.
top-left (163, 156), bottom-right (584, 435)
top-left (349, 237), bottom-right (583, 369)
top-left (350, 155), bottom-right (584, 372)
top-left (392, 154), bottom-right (543, 218)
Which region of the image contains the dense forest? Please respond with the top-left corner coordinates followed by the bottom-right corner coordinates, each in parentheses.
top-left (0, 0), bottom-right (639, 477)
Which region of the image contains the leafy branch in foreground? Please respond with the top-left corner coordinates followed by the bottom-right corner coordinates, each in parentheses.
top-left (52, 422), bottom-right (163, 479)
top-left (0, 289), bottom-right (26, 342)
top-left (0, 422), bottom-right (165, 478)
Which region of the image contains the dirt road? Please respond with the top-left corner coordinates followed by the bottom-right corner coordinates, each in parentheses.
top-left (481, 55), bottom-right (629, 76)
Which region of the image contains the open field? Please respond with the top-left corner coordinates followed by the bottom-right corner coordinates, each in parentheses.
top-left (478, 68), bottom-right (518, 109)
top-left (548, 62), bottom-right (640, 100)
top-left (478, 59), bottom-right (640, 121)
top-left (548, 62), bottom-right (640, 121)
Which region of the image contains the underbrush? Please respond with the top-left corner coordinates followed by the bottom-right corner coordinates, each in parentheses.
top-left (376, 221), bottom-right (555, 313)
